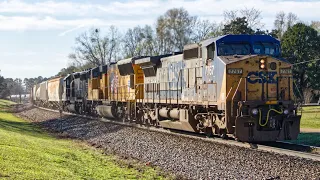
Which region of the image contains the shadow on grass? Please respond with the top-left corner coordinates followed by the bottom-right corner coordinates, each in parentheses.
top-left (0, 118), bottom-right (45, 138)
top-left (287, 132), bottom-right (320, 147)
top-left (0, 103), bottom-right (34, 113)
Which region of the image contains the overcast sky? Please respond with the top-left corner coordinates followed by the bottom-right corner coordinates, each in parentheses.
top-left (0, 0), bottom-right (319, 79)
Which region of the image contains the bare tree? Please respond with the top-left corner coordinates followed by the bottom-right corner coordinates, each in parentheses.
top-left (224, 7), bottom-right (264, 30)
top-left (141, 25), bottom-right (156, 56)
top-left (122, 25), bottom-right (157, 58)
top-left (192, 19), bottom-right (217, 42)
top-left (69, 26), bottom-right (121, 66)
top-left (156, 8), bottom-right (197, 54)
top-left (108, 26), bottom-right (122, 62)
top-left (274, 11), bottom-right (286, 39)
top-left (274, 11), bottom-right (299, 39)
top-left (223, 10), bottom-right (238, 23)
top-left (287, 12), bottom-right (298, 29)
top-left (311, 21), bottom-right (320, 32)
top-left (123, 26), bottom-right (145, 57)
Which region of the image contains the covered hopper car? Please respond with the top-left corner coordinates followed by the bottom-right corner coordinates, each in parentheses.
top-left (32, 34), bottom-right (301, 142)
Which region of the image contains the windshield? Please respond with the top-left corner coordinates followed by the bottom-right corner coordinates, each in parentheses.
top-left (218, 43), bottom-right (251, 56)
top-left (253, 43), bottom-right (279, 56)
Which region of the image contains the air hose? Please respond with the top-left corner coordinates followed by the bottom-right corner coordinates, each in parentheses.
top-left (258, 108), bottom-right (283, 127)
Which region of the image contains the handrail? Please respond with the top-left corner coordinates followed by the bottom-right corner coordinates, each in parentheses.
top-left (226, 87), bottom-right (233, 100)
top-left (231, 78), bottom-right (243, 117)
top-left (231, 77), bottom-right (264, 117)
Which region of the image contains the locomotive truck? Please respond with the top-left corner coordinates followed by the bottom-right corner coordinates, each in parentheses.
top-left (32, 34), bottom-right (301, 142)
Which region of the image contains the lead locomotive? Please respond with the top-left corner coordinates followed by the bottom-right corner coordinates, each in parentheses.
top-left (32, 35), bottom-right (301, 142)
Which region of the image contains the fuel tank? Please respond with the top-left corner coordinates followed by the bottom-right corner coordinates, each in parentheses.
top-left (159, 107), bottom-right (180, 120)
top-left (96, 105), bottom-right (117, 119)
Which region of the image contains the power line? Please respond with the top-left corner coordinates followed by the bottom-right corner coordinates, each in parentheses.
top-left (292, 58), bottom-right (320, 65)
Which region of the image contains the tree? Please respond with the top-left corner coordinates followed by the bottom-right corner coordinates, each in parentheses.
top-left (24, 78), bottom-right (35, 94)
top-left (274, 11), bottom-right (298, 39)
top-left (192, 19), bottom-right (218, 42)
top-left (287, 12), bottom-right (298, 29)
top-left (156, 8), bottom-right (196, 54)
top-left (311, 21), bottom-right (320, 33)
top-left (224, 7), bottom-right (264, 30)
top-left (0, 71), bottom-right (10, 99)
top-left (281, 23), bottom-right (320, 102)
top-left (13, 78), bottom-right (24, 102)
top-left (222, 17), bottom-right (254, 35)
top-left (69, 26), bottom-right (121, 66)
top-left (56, 66), bottom-right (80, 77)
top-left (268, 29), bottom-right (280, 39)
top-left (123, 25), bottom-right (156, 57)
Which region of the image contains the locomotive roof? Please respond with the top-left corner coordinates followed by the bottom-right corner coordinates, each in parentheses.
top-left (117, 56), bottom-right (150, 66)
top-left (219, 54), bottom-right (258, 64)
top-left (135, 54), bottom-right (173, 66)
top-left (218, 54), bottom-right (290, 65)
top-left (200, 35), bottom-right (280, 48)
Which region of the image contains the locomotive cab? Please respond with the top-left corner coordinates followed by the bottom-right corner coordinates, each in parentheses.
top-left (216, 35), bottom-right (301, 142)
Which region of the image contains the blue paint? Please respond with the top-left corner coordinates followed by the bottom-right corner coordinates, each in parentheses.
top-left (247, 71), bottom-right (277, 84)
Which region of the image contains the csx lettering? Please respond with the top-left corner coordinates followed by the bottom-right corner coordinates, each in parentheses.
top-left (247, 71), bottom-right (277, 84)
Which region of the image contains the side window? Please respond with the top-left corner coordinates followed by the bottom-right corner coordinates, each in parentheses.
top-left (130, 75), bottom-right (134, 89)
top-left (183, 48), bottom-right (199, 59)
top-left (207, 43), bottom-right (215, 60)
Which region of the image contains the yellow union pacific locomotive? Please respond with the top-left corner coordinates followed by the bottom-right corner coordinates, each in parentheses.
top-left (32, 35), bottom-right (301, 142)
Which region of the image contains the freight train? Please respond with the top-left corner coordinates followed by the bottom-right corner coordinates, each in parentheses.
top-left (31, 35), bottom-right (301, 142)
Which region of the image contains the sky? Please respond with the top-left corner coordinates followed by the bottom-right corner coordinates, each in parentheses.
top-left (0, 0), bottom-right (319, 79)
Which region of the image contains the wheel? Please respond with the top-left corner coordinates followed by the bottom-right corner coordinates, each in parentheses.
top-left (205, 127), bottom-right (213, 137)
top-left (220, 129), bottom-right (228, 139)
top-left (78, 106), bottom-right (82, 115)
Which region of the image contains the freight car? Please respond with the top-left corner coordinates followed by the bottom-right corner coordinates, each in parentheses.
top-left (32, 34), bottom-right (301, 142)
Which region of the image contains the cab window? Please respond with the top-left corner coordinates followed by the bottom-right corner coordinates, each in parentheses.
top-left (218, 43), bottom-right (250, 56)
top-left (253, 43), bottom-right (279, 56)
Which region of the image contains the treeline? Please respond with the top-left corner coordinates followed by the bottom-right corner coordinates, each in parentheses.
top-left (60, 7), bottom-right (320, 103)
top-left (0, 73), bottom-right (47, 100)
top-left (1, 7), bottom-right (318, 103)
top-left (63, 7), bottom-right (319, 70)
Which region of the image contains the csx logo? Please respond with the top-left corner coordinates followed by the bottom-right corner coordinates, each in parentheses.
top-left (247, 71), bottom-right (277, 84)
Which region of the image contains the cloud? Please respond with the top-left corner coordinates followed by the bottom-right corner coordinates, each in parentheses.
top-left (0, 15), bottom-right (109, 31)
top-left (58, 24), bottom-right (86, 36)
top-left (0, 0), bottom-right (319, 32)
top-left (0, 0), bottom-right (94, 16)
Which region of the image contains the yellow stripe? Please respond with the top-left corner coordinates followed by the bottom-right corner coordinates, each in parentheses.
top-left (265, 101), bottom-right (278, 105)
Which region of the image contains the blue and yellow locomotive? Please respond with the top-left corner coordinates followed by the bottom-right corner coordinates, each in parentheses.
top-left (32, 34), bottom-right (301, 142)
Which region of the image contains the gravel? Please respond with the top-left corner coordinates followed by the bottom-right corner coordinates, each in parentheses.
top-left (17, 107), bottom-right (320, 180)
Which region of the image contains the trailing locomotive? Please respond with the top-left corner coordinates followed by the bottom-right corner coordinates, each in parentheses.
top-left (31, 35), bottom-right (301, 142)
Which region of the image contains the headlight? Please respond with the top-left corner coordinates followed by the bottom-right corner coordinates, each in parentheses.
top-left (284, 109), bottom-right (289, 115)
top-left (251, 108), bottom-right (259, 115)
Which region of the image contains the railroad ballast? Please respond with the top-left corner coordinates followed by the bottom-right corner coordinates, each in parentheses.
top-left (31, 34), bottom-right (301, 142)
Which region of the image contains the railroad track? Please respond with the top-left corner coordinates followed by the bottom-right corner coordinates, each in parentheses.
top-left (35, 105), bottom-right (320, 161)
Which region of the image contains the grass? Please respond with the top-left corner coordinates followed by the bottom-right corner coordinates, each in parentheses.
top-left (299, 106), bottom-right (320, 129)
top-left (0, 99), bottom-right (16, 112)
top-left (0, 99), bottom-right (16, 106)
top-left (0, 100), bottom-right (169, 180)
top-left (287, 133), bottom-right (320, 147)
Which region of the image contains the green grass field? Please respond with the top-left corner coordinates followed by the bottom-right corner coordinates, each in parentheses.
top-left (300, 106), bottom-right (320, 129)
top-left (287, 133), bottom-right (320, 147)
top-left (0, 100), bottom-right (168, 180)
top-left (0, 99), bottom-right (16, 112)
top-left (290, 106), bottom-right (320, 147)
